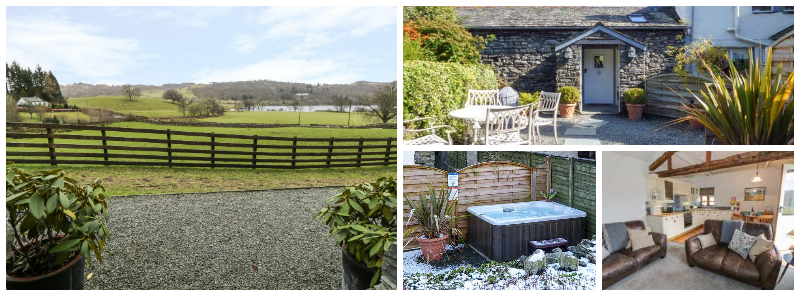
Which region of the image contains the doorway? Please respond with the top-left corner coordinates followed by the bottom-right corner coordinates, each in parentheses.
top-left (582, 48), bottom-right (615, 105)
top-left (775, 164), bottom-right (794, 251)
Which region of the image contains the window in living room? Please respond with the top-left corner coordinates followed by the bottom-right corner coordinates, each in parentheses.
top-left (700, 187), bottom-right (715, 206)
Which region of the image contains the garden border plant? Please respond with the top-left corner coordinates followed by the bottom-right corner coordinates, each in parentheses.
top-left (557, 86), bottom-right (581, 118)
top-left (623, 88), bottom-right (647, 120)
top-left (6, 162), bottom-right (109, 289)
top-left (317, 176), bottom-right (397, 288)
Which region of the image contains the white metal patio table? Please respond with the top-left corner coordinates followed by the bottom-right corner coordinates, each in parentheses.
top-left (449, 105), bottom-right (515, 144)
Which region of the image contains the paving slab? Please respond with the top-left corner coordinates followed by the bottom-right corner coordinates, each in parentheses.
top-left (563, 138), bottom-right (602, 145)
top-left (564, 128), bottom-right (597, 136)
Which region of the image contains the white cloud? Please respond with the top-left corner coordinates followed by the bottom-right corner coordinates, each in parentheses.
top-left (258, 6), bottom-right (395, 38)
top-left (6, 17), bottom-right (147, 83)
top-left (108, 7), bottom-right (235, 28)
top-left (192, 56), bottom-right (361, 85)
top-left (232, 35), bottom-right (259, 54)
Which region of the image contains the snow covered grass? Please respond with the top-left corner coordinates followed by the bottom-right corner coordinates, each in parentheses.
top-left (403, 244), bottom-right (597, 290)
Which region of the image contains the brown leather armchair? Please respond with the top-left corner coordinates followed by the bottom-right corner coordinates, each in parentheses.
top-left (602, 220), bottom-right (667, 289)
top-left (685, 220), bottom-right (782, 290)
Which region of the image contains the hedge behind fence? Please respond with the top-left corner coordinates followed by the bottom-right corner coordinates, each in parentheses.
top-left (403, 60), bottom-right (498, 143)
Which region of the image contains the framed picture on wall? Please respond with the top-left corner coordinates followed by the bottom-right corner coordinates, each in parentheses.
top-left (744, 187), bottom-right (766, 201)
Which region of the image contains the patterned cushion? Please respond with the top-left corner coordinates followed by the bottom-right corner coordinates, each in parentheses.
top-left (748, 234), bottom-right (773, 261)
top-left (728, 229), bottom-right (758, 259)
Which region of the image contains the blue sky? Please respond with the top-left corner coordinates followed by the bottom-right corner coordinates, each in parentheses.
top-left (6, 6), bottom-right (397, 85)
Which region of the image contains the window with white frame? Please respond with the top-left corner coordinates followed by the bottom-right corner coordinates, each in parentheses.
top-left (752, 6), bottom-right (776, 13)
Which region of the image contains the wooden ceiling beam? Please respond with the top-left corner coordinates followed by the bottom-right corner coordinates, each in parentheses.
top-left (656, 151), bottom-right (794, 178)
top-left (649, 151), bottom-right (677, 171)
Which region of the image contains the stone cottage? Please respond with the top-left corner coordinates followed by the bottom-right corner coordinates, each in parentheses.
top-left (458, 6), bottom-right (687, 113)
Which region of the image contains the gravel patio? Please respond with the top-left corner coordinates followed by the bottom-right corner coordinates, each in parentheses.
top-left (84, 188), bottom-right (342, 290)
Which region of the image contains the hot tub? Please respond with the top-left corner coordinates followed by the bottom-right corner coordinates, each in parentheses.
top-left (467, 201), bottom-right (586, 262)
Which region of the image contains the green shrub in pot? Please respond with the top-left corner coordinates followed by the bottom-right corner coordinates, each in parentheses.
top-left (317, 176), bottom-right (397, 286)
top-left (6, 162), bottom-right (109, 279)
top-left (623, 88), bottom-right (647, 105)
top-left (557, 86), bottom-right (581, 104)
top-left (519, 91), bottom-right (540, 108)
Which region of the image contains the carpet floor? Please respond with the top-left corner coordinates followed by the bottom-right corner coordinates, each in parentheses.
top-left (606, 242), bottom-right (794, 290)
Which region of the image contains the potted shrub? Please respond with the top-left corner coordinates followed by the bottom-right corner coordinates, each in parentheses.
top-left (403, 184), bottom-right (458, 261)
top-left (519, 91), bottom-right (540, 114)
top-left (556, 86), bottom-right (580, 118)
top-left (317, 176), bottom-right (397, 290)
top-left (623, 88), bottom-right (647, 120)
top-left (6, 162), bottom-right (110, 290)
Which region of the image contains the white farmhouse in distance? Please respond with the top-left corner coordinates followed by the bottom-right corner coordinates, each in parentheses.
top-left (17, 97), bottom-right (47, 106)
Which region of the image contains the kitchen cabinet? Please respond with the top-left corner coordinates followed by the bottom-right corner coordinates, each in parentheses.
top-left (652, 213), bottom-right (685, 238)
top-left (665, 181), bottom-right (674, 200)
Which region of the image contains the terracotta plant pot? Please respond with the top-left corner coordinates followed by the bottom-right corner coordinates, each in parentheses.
top-left (7, 252), bottom-right (85, 290)
top-left (417, 233), bottom-right (449, 261)
top-left (545, 199), bottom-right (553, 202)
top-left (626, 104), bottom-right (645, 120)
top-left (558, 104), bottom-right (577, 118)
top-left (688, 117), bottom-right (704, 129)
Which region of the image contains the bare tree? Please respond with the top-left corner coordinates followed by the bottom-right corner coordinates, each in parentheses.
top-left (177, 97), bottom-right (192, 116)
top-left (332, 96), bottom-right (349, 112)
top-left (162, 89), bottom-right (184, 103)
top-left (122, 84), bottom-right (142, 101)
top-left (360, 81), bottom-right (397, 123)
top-left (34, 104), bottom-right (47, 121)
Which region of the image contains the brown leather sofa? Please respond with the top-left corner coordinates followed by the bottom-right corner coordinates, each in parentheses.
top-left (602, 220), bottom-right (667, 289)
top-left (686, 220), bottom-right (782, 289)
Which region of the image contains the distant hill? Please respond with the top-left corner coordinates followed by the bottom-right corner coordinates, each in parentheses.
top-left (61, 80), bottom-right (392, 105)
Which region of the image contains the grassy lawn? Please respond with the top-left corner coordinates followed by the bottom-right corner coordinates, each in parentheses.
top-left (69, 96), bottom-right (181, 117)
top-left (201, 110), bottom-right (382, 125)
top-left (18, 111), bottom-right (94, 123)
top-left (9, 163), bottom-right (397, 196)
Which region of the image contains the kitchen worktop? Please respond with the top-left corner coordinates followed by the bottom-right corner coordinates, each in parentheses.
top-left (647, 208), bottom-right (732, 217)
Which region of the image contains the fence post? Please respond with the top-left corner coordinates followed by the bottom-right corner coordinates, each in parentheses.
top-left (568, 157), bottom-right (575, 207)
top-left (546, 155), bottom-right (552, 194)
top-left (166, 129), bottom-right (172, 168)
top-left (101, 126), bottom-right (109, 165)
top-left (46, 127), bottom-right (56, 166)
top-left (357, 138), bottom-right (364, 167)
top-left (252, 136), bottom-right (257, 169)
top-left (211, 132), bottom-right (215, 169)
top-left (326, 137), bottom-right (334, 166)
top-left (384, 137), bottom-right (392, 166)
top-left (291, 136), bottom-right (297, 168)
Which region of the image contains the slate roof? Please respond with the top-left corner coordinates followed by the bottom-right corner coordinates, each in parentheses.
top-left (770, 25), bottom-right (794, 40)
top-left (457, 6), bottom-right (685, 29)
top-left (20, 97), bottom-right (44, 102)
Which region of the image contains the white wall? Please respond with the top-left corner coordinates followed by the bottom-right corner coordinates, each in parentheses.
top-left (602, 152), bottom-right (650, 225)
top-left (402, 151), bottom-right (415, 165)
top-left (675, 6), bottom-right (793, 48)
top-left (679, 160), bottom-right (791, 212)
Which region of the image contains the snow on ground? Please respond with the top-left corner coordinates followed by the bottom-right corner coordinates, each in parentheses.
top-left (403, 244), bottom-right (470, 276)
top-left (404, 260), bottom-right (596, 290)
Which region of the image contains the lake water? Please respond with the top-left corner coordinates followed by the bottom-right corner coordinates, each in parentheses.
top-left (234, 105), bottom-right (368, 112)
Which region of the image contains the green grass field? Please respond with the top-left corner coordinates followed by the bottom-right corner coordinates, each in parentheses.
top-left (18, 111), bottom-right (94, 123)
top-left (201, 110), bottom-right (382, 125)
top-left (6, 164), bottom-right (396, 196)
top-left (69, 96), bottom-right (181, 117)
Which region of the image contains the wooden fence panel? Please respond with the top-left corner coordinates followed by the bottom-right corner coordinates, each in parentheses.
top-left (771, 33), bottom-right (793, 74)
top-left (6, 123), bottom-right (396, 168)
top-left (644, 74), bottom-right (710, 118)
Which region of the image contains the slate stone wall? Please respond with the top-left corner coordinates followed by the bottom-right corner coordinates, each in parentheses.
top-left (471, 28), bottom-right (684, 105)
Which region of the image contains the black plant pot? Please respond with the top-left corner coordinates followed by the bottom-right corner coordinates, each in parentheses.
top-left (341, 247), bottom-right (376, 290)
top-left (7, 253), bottom-right (85, 290)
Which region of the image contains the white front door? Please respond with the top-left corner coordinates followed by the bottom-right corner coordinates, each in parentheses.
top-left (582, 48), bottom-right (615, 105)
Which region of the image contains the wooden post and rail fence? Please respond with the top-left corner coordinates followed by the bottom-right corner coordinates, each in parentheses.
top-left (6, 122), bottom-right (397, 169)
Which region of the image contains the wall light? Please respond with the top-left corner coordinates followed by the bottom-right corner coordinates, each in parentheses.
top-left (565, 47), bottom-right (573, 59)
top-left (628, 47), bottom-right (636, 58)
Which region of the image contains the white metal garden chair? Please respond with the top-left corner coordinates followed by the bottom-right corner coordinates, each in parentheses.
top-left (530, 92), bottom-right (561, 145)
top-left (478, 104), bottom-right (533, 145)
top-left (402, 117), bottom-right (453, 145)
top-left (466, 89), bottom-right (500, 107)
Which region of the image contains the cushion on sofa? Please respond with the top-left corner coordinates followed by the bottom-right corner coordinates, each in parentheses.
top-left (722, 249), bottom-right (761, 284)
top-left (603, 222), bottom-right (630, 253)
top-left (698, 233), bottom-right (716, 249)
top-left (720, 220), bottom-right (743, 244)
top-left (628, 229), bottom-right (655, 251)
top-left (748, 234), bottom-right (773, 262)
top-left (692, 244), bottom-right (728, 272)
top-left (728, 229), bottom-right (758, 259)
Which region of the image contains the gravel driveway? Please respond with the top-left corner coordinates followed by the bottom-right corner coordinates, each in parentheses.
top-left (84, 188), bottom-right (342, 290)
